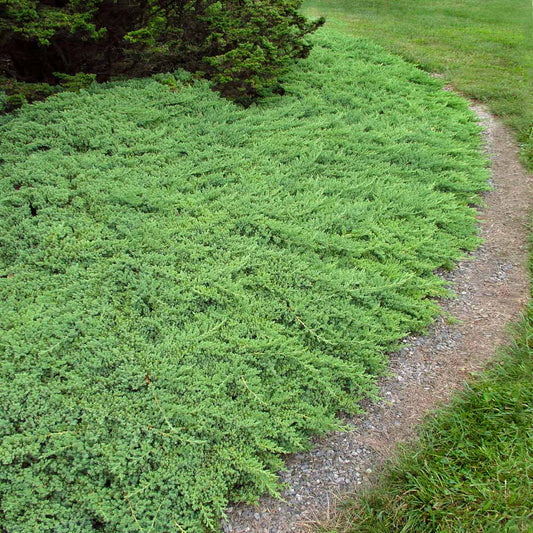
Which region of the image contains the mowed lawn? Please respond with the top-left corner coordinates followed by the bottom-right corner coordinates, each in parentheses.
top-left (304, 0), bottom-right (533, 169)
top-left (0, 30), bottom-right (488, 531)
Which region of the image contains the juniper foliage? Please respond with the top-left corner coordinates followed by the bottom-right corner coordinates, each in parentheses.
top-left (0, 0), bottom-right (323, 104)
top-left (0, 30), bottom-right (488, 532)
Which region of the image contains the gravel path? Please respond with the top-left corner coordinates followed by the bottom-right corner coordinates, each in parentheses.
top-left (222, 104), bottom-right (533, 533)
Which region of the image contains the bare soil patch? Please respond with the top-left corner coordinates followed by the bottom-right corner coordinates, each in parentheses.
top-left (223, 104), bottom-right (533, 533)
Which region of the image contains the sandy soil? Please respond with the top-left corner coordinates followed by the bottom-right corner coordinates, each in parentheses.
top-left (222, 103), bottom-right (533, 533)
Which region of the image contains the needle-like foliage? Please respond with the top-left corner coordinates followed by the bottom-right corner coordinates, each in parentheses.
top-left (0, 0), bottom-right (323, 106)
top-left (0, 30), bottom-right (488, 532)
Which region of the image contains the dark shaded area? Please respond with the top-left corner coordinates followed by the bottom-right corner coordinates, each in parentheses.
top-left (0, 0), bottom-right (324, 107)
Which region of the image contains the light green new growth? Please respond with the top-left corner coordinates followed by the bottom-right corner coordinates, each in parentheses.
top-left (0, 30), bottom-right (488, 532)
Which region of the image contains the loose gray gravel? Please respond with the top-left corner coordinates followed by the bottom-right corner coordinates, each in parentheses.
top-left (222, 104), bottom-right (533, 533)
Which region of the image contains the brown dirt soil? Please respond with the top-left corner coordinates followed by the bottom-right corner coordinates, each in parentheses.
top-left (222, 104), bottom-right (533, 533)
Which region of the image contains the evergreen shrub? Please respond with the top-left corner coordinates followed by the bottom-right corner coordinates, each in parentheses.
top-left (0, 0), bottom-right (323, 104)
top-left (0, 30), bottom-right (488, 531)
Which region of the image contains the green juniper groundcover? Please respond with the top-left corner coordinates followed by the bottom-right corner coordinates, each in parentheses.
top-left (0, 30), bottom-right (488, 532)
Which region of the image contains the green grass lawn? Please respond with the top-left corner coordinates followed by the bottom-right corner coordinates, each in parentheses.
top-left (0, 29), bottom-right (489, 532)
top-left (319, 308), bottom-right (533, 533)
top-left (303, 0), bottom-right (533, 169)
